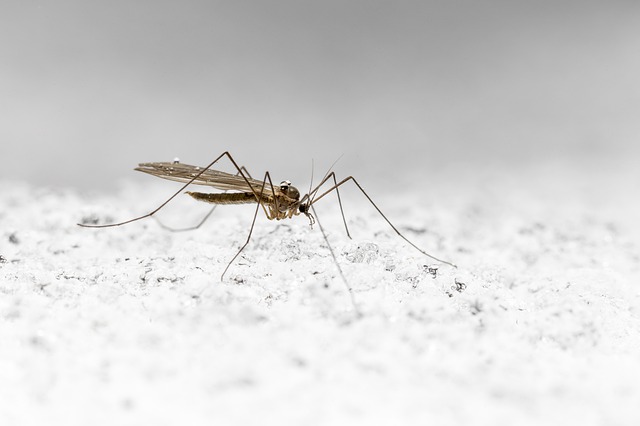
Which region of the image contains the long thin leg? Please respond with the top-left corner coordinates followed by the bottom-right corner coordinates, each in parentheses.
top-left (78, 152), bottom-right (257, 228)
top-left (312, 205), bottom-right (360, 315)
top-left (301, 171), bottom-right (351, 238)
top-left (220, 171), bottom-right (278, 280)
top-left (311, 176), bottom-right (457, 268)
top-left (154, 206), bottom-right (218, 232)
top-left (327, 173), bottom-right (350, 238)
top-left (152, 166), bottom-right (254, 232)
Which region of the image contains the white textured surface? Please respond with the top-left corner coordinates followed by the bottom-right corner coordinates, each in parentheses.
top-left (1, 161), bottom-right (639, 425)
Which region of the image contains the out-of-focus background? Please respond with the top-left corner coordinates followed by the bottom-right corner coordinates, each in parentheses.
top-left (1, 0), bottom-right (638, 191)
top-left (3, 3), bottom-right (640, 424)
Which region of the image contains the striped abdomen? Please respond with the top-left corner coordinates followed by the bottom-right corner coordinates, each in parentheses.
top-left (186, 191), bottom-right (260, 205)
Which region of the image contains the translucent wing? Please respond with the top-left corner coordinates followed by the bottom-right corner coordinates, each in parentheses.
top-left (135, 162), bottom-right (277, 196)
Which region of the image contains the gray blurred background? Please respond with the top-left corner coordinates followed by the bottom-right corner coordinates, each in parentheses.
top-left (1, 0), bottom-right (638, 191)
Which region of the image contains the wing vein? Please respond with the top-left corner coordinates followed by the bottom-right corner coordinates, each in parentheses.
top-left (135, 162), bottom-right (276, 196)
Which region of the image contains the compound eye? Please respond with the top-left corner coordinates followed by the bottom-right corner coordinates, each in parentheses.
top-left (279, 180), bottom-right (291, 191)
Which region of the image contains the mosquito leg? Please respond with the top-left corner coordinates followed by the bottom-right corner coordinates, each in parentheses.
top-left (78, 151), bottom-right (256, 228)
top-left (221, 197), bottom-right (261, 280)
top-left (301, 171), bottom-right (351, 238)
top-left (312, 205), bottom-right (360, 315)
top-left (153, 206), bottom-right (219, 232)
top-left (311, 176), bottom-right (457, 268)
top-left (317, 172), bottom-right (351, 238)
top-left (151, 166), bottom-right (255, 232)
top-left (239, 166), bottom-right (254, 179)
top-left (220, 171), bottom-right (277, 280)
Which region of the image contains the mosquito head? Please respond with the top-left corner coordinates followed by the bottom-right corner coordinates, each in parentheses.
top-left (279, 180), bottom-right (300, 201)
top-left (299, 202), bottom-right (315, 227)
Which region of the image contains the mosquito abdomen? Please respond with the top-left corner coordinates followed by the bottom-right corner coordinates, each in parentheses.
top-left (186, 192), bottom-right (259, 205)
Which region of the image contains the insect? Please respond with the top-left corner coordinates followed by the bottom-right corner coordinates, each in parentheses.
top-left (79, 151), bottom-right (456, 299)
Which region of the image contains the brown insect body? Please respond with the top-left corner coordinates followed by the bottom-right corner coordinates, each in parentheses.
top-left (79, 152), bottom-right (457, 312)
top-left (80, 153), bottom-right (455, 293)
top-left (186, 191), bottom-right (258, 205)
top-left (136, 162), bottom-right (307, 221)
top-left (186, 186), bottom-right (302, 220)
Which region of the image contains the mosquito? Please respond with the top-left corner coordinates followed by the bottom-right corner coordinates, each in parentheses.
top-left (78, 151), bottom-right (456, 300)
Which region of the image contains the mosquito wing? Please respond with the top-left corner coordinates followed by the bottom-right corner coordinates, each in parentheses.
top-left (135, 162), bottom-right (276, 195)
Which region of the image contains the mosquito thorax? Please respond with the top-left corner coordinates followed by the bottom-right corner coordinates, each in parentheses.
top-left (279, 180), bottom-right (300, 201)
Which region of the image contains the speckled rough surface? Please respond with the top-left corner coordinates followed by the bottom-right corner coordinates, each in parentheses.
top-left (1, 160), bottom-right (639, 425)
